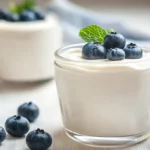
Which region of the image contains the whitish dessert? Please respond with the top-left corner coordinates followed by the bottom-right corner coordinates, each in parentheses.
top-left (55, 25), bottom-right (150, 148)
top-left (0, 0), bottom-right (62, 81)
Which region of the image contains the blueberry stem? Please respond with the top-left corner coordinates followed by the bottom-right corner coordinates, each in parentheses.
top-left (127, 43), bottom-right (137, 49)
top-left (41, 130), bottom-right (45, 133)
top-left (28, 102), bottom-right (32, 105)
top-left (36, 128), bottom-right (45, 134)
top-left (15, 116), bottom-right (21, 120)
top-left (36, 128), bottom-right (40, 134)
top-left (111, 32), bottom-right (117, 34)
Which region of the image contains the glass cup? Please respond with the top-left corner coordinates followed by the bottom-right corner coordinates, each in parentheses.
top-left (55, 43), bottom-right (150, 148)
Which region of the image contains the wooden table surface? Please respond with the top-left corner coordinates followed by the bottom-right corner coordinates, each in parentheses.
top-left (0, 79), bottom-right (150, 150)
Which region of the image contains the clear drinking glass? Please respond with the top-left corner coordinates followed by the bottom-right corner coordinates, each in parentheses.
top-left (55, 43), bottom-right (150, 148)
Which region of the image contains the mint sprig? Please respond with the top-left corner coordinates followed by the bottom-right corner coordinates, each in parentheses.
top-left (79, 25), bottom-right (107, 44)
top-left (79, 25), bottom-right (116, 44)
top-left (9, 0), bottom-right (36, 14)
top-left (24, 0), bottom-right (36, 10)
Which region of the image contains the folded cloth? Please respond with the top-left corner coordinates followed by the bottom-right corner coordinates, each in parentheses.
top-left (49, 0), bottom-right (150, 43)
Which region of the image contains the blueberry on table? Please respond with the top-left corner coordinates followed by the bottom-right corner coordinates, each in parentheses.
top-left (20, 10), bottom-right (36, 22)
top-left (107, 48), bottom-right (125, 61)
top-left (124, 43), bottom-right (143, 59)
top-left (0, 126), bottom-right (6, 143)
top-left (18, 102), bottom-right (39, 122)
top-left (5, 115), bottom-right (30, 137)
top-left (104, 32), bottom-right (126, 49)
top-left (82, 42), bottom-right (107, 59)
top-left (33, 9), bottom-right (45, 20)
top-left (26, 129), bottom-right (52, 150)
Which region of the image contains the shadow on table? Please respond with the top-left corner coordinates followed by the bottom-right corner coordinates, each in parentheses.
top-left (52, 129), bottom-right (150, 150)
top-left (5, 128), bottom-right (150, 150)
top-left (6, 134), bottom-right (25, 141)
top-left (52, 129), bottom-right (106, 150)
top-left (0, 78), bottom-right (54, 93)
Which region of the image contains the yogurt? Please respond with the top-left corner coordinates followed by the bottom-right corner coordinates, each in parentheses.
top-left (0, 14), bottom-right (62, 81)
top-left (55, 44), bottom-right (150, 137)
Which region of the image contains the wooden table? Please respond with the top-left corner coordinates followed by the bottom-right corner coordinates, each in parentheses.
top-left (0, 79), bottom-right (149, 150)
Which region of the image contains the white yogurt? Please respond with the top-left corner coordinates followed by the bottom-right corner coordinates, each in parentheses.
top-left (0, 14), bottom-right (62, 81)
top-left (55, 46), bottom-right (150, 137)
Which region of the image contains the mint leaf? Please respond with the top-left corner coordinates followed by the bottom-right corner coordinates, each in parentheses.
top-left (9, 2), bottom-right (24, 14)
top-left (106, 28), bottom-right (116, 34)
top-left (9, 2), bottom-right (18, 13)
top-left (17, 3), bottom-right (26, 13)
top-left (79, 25), bottom-right (107, 44)
top-left (9, 0), bottom-right (36, 14)
top-left (24, 0), bottom-right (36, 10)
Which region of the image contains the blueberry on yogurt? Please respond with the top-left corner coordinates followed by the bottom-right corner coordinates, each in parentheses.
top-left (5, 13), bottom-right (20, 22)
top-left (20, 10), bottom-right (36, 22)
top-left (82, 42), bottom-right (107, 59)
top-left (104, 32), bottom-right (126, 49)
top-left (124, 43), bottom-right (143, 59)
top-left (107, 48), bottom-right (125, 61)
top-left (79, 25), bottom-right (143, 61)
top-left (33, 9), bottom-right (45, 20)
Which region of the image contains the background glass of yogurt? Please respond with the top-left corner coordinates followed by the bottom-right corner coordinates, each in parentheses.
top-left (55, 43), bottom-right (150, 148)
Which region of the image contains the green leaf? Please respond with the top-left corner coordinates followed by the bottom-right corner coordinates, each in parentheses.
top-left (16, 3), bottom-right (25, 13)
top-left (9, 0), bottom-right (36, 14)
top-left (106, 28), bottom-right (116, 34)
top-left (24, 0), bottom-right (36, 10)
top-left (79, 25), bottom-right (107, 44)
top-left (9, 2), bottom-right (17, 13)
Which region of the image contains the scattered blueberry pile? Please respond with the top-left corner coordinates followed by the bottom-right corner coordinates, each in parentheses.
top-left (82, 32), bottom-right (143, 61)
top-left (0, 102), bottom-right (52, 150)
top-left (0, 9), bottom-right (45, 22)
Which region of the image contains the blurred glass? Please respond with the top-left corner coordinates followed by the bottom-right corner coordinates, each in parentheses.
top-left (0, 0), bottom-right (53, 8)
top-left (48, 0), bottom-right (150, 44)
top-left (1, 0), bottom-right (149, 44)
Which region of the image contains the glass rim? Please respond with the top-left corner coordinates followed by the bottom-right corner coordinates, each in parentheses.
top-left (55, 43), bottom-right (84, 62)
top-left (55, 43), bottom-right (150, 65)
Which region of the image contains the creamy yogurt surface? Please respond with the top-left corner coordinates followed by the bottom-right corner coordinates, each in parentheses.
top-left (61, 48), bottom-right (149, 62)
top-left (57, 47), bottom-right (150, 71)
top-left (0, 15), bottom-right (57, 30)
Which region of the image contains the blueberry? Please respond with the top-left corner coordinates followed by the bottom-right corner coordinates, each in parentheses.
top-left (0, 10), bottom-right (9, 20)
top-left (104, 32), bottom-right (126, 49)
top-left (26, 128), bottom-right (52, 150)
top-left (5, 13), bottom-right (20, 22)
top-left (0, 10), bottom-right (20, 22)
top-left (124, 43), bottom-right (143, 59)
top-left (0, 10), bottom-right (3, 19)
top-left (107, 48), bottom-right (125, 61)
top-left (18, 102), bottom-right (39, 122)
top-left (33, 9), bottom-right (45, 20)
top-left (0, 126), bottom-right (6, 143)
top-left (82, 42), bottom-right (107, 59)
top-left (5, 115), bottom-right (30, 137)
top-left (20, 10), bottom-right (36, 22)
